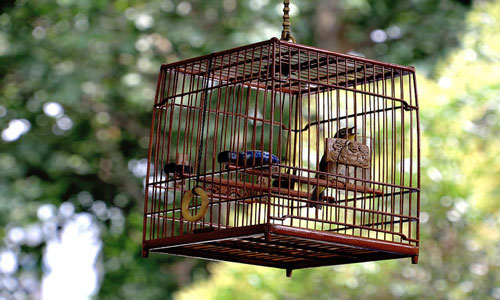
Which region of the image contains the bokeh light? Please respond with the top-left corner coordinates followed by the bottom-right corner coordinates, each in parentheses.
top-left (1, 119), bottom-right (31, 142)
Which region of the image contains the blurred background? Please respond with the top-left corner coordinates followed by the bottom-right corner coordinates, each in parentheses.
top-left (1, 0), bottom-right (500, 299)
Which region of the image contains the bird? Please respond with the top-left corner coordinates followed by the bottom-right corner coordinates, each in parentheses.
top-left (308, 126), bottom-right (356, 209)
top-left (163, 162), bottom-right (193, 175)
top-left (218, 150), bottom-right (284, 187)
top-left (217, 150), bottom-right (280, 167)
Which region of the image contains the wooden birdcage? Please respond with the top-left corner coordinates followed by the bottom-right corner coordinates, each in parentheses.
top-left (142, 38), bottom-right (420, 276)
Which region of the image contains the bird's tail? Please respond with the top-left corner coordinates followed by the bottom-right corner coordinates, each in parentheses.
top-left (308, 186), bottom-right (326, 209)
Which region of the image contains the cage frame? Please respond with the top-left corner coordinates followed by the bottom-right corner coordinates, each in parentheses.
top-left (142, 38), bottom-right (421, 275)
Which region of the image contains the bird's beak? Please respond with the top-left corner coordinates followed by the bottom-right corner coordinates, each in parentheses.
top-left (349, 127), bottom-right (356, 134)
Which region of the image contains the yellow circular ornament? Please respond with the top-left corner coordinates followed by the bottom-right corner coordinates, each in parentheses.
top-left (181, 186), bottom-right (209, 222)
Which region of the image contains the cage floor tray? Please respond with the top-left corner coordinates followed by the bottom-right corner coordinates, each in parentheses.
top-left (143, 224), bottom-right (418, 273)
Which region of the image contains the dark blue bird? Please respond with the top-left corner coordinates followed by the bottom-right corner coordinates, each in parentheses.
top-left (217, 150), bottom-right (280, 166)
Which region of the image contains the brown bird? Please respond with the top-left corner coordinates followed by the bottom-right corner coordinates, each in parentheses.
top-left (309, 127), bottom-right (356, 209)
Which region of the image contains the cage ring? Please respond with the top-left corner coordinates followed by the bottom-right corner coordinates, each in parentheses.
top-left (181, 186), bottom-right (209, 222)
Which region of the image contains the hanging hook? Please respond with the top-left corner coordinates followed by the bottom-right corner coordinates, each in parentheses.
top-left (280, 0), bottom-right (296, 42)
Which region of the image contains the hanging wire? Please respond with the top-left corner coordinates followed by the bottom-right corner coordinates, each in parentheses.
top-left (194, 54), bottom-right (214, 191)
top-left (280, 0), bottom-right (296, 42)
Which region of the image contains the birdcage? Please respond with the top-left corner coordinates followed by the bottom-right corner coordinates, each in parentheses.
top-left (141, 38), bottom-right (420, 276)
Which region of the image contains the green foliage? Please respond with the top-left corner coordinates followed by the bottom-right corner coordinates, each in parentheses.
top-left (337, 0), bottom-right (472, 69)
top-left (0, 0), bottom-right (491, 299)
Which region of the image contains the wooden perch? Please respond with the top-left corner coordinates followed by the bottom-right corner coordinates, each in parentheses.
top-left (226, 165), bottom-right (383, 195)
top-left (198, 177), bottom-right (310, 199)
